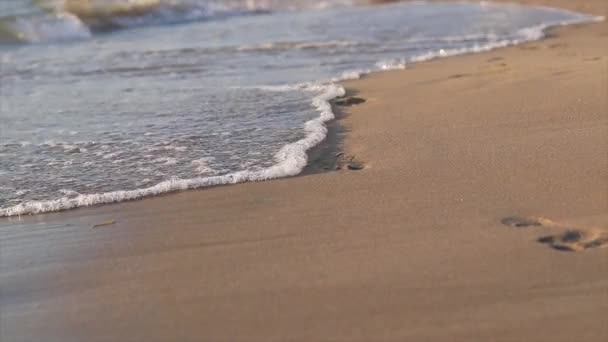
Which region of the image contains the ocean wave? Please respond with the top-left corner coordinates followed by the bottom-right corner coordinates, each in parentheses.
top-left (0, 11), bottom-right (92, 44)
top-left (0, 0), bottom-right (269, 44)
top-left (0, 18), bottom-right (573, 217)
top-left (0, 83), bottom-right (344, 217)
top-left (0, 7), bottom-right (601, 217)
top-left (0, 0), bottom-right (365, 44)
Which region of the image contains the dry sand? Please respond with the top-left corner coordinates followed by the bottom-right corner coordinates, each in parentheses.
top-left (1, 1), bottom-right (607, 341)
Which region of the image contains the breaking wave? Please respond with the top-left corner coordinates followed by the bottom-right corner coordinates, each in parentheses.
top-left (0, 0), bottom-right (273, 44)
top-left (0, 83), bottom-right (343, 217)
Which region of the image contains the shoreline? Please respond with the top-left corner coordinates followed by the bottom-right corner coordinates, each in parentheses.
top-left (1, 1), bottom-right (607, 341)
top-left (3, 3), bottom-right (601, 218)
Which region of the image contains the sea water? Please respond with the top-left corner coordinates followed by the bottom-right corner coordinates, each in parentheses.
top-left (0, 0), bottom-right (600, 216)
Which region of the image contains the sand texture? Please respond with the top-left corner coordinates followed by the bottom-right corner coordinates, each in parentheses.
top-left (1, 1), bottom-right (607, 341)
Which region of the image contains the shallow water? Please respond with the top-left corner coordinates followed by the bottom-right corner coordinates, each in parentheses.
top-left (0, 0), bottom-right (598, 216)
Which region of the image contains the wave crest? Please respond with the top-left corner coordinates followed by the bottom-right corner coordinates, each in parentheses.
top-left (0, 0), bottom-right (269, 44)
top-left (0, 11), bottom-right (91, 44)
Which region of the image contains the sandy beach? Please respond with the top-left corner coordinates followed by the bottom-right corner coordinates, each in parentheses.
top-left (1, 1), bottom-right (607, 341)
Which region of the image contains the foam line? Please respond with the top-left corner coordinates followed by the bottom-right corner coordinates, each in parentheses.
top-left (0, 84), bottom-right (344, 217)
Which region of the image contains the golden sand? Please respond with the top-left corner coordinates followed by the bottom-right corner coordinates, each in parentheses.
top-left (1, 1), bottom-right (606, 341)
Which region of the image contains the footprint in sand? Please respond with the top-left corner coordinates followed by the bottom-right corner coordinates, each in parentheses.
top-left (519, 44), bottom-right (539, 50)
top-left (584, 56), bottom-right (602, 62)
top-left (552, 70), bottom-right (571, 77)
top-left (548, 42), bottom-right (568, 49)
top-left (335, 153), bottom-right (365, 171)
top-left (501, 216), bottom-right (542, 228)
top-left (537, 229), bottom-right (608, 252)
top-left (487, 57), bottom-right (504, 63)
top-left (447, 73), bottom-right (472, 79)
top-left (334, 96), bottom-right (366, 107)
top-left (501, 216), bottom-right (608, 252)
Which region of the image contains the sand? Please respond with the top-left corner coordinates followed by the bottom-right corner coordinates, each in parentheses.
top-left (1, 1), bottom-right (607, 341)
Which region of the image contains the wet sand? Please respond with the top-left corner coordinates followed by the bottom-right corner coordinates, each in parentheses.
top-left (1, 1), bottom-right (607, 341)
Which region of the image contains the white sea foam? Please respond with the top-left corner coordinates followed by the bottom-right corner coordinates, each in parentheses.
top-left (58, 189), bottom-right (80, 198)
top-left (408, 16), bottom-right (603, 63)
top-left (375, 59), bottom-right (407, 70)
top-left (191, 158), bottom-right (217, 175)
top-left (237, 40), bottom-right (358, 52)
top-left (335, 70), bottom-right (365, 81)
top-left (248, 83), bottom-right (314, 92)
top-left (0, 83), bottom-right (344, 217)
